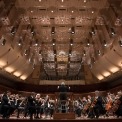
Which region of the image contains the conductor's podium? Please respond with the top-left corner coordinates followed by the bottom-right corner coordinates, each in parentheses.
top-left (53, 113), bottom-right (75, 120)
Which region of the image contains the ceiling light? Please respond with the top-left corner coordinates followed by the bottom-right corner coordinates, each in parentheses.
top-left (97, 75), bottom-right (104, 80)
top-left (5, 67), bottom-right (14, 73)
top-left (0, 60), bottom-right (6, 68)
top-left (51, 10), bottom-right (54, 13)
top-left (51, 27), bottom-right (55, 34)
top-left (71, 11), bottom-right (74, 13)
top-left (39, 0), bottom-right (41, 2)
top-left (20, 75), bottom-right (27, 80)
top-left (71, 27), bottom-right (75, 34)
top-left (62, 0), bottom-right (64, 2)
top-left (13, 72), bottom-right (21, 77)
top-left (84, 0), bottom-right (86, 2)
top-left (110, 67), bottom-right (119, 73)
top-left (103, 71), bottom-right (111, 77)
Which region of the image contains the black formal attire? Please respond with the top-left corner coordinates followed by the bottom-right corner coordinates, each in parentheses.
top-left (115, 96), bottom-right (122, 117)
top-left (58, 85), bottom-right (69, 100)
top-left (27, 96), bottom-right (36, 119)
top-left (93, 96), bottom-right (105, 118)
top-left (35, 99), bottom-right (41, 118)
top-left (1, 94), bottom-right (11, 118)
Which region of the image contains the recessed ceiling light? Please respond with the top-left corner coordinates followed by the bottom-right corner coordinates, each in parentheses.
top-left (51, 10), bottom-right (54, 13)
top-left (31, 11), bottom-right (33, 13)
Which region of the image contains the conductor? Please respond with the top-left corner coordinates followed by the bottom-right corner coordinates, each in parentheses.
top-left (57, 82), bottom-right (70, 101)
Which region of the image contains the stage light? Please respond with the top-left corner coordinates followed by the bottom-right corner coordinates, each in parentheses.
top-left (71, 27), bottom-right (75, 34)
top-left (51, 27), bottom-right (55, 34)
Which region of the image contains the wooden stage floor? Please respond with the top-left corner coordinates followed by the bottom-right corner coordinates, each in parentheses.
top-left (0, 116), bottom-right (122, 122)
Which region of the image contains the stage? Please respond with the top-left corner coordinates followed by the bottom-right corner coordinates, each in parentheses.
top-left (0, 119), bottom-right (122, 122)
top-left (0, 116), bottom-right (122, 122)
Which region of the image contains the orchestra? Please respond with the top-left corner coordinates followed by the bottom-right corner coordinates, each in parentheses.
top-left (0, 90), bottom-right (122, 119)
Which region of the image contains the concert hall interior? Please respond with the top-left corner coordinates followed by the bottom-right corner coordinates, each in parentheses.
top-left (0, 0), bottom-right (122, 121)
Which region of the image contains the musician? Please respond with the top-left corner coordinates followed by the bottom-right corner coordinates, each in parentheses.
top-left (74, 99), bottom-right (83, 118)
top-left (44, 95), bottom-right (51, 118)
top-left (9, 94), bottom-right (17, 116)
top-left (35, 94), bottom-right (41, 119)
top-left (16, 95), bottom-right (26, 118)
top-left (115, 91), bottom-right (122, 118)
top-left (93, 90), bottom-right (105, 119)
top-left (1, 91), bottom-right (11, 119)
top-left (57, 82), bottom-right (70, 101)
top-left (27, 92), bottom-right (36, 119)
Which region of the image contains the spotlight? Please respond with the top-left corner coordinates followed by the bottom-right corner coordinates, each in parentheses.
top-left (71, 27), bottom-right (75, 34)
top-left (110, 28), bottom-right (116, 35)
top-left (119, 40), bottom-right (122, 47)
top-left (11, 27), bottom-right (16, 35)
top-left (51, 27), bottom-right (55, 34)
